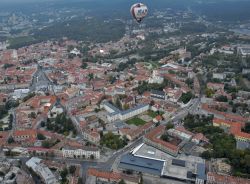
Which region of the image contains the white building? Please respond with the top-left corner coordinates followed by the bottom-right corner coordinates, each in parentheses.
top-left (26, 157), bottom-right (58, 184)
top-left (148, 70), bottom-right (164, 84)
top-left (12, 89), bottom-right (30, 100)
top-left (70, 48), bottom-right (80, 55)
top-left (62, 147), bottom-right (100, 159)
top-left (212, 73), bottom-right (226, 80)
top-left (101, 102), bottom-right (149, 122)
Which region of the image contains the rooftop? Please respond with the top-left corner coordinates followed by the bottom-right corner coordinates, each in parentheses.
top-left (88, 168), bottom-right (140, 183)
top-left (144, 125), bottom-right (180, 152)
top-left (119, 154), bottom-right (164, 176)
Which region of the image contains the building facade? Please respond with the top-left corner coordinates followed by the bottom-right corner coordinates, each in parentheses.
top-left (62, 147), bottom-right (100, 159)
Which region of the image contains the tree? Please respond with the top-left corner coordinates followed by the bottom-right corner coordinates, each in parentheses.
top-left (100, 132), bottom-right (127, 150)
top-left (32, 150), bottom-right (36, 156)
top-left (41, 121), bottom-right (45, 127)
top-left (201, 151), bottom-right (211, 159)
top-left (3, 63), bottom-right (14, 69)
top-left (118, 179), bottom-right (126, 184)
top-left (60, 167), bottom-right (68, 183)
top-left (123, 104), bottom-right (129, 110)
top-left (185, 78), bottom-right (193, 87)
top-left (166, 123), bottom-right (174, 130)
top-left (180, 92), bottom-right (193, 104)
top-left (69, 166), bottom-right (76, 175)
top-left (205, 88), bottom-right (214, 98)
top-left (37, 133), bottom-right (46, 140)
top-left (23, 93), bottom-right (35, 102)
top-left (77, 178), bottom-right (83, 184)
top-left (81, 62), bottom-right (88, 69)
top-left (90, 154), bottom-right (95, 160)
top-left (150, 100), bottom-right (155, 106)
top-left (7, 137), bottom-right (15, 144)
top-left (29, 112), bottom-right (36, 119)
top-left (115, 98), bottom-right (122, 110)
top-left (88, 73), bottom-right (94, 81)
top-left (216, 95), bottom-right (228, 102)
top-left (94, 108), bottom-right (100, 113)
top-left (232, 106), bottom-right (237, 113)
top-left (243, 122), bottom-right (250, 133)
top-left (161, 134), bottom-right (169, 142)
top-left (42, 140), bottom-right (51, 148)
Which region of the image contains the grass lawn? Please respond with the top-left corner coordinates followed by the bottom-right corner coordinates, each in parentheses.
top-left (126, 117), bottom-right (146, 126)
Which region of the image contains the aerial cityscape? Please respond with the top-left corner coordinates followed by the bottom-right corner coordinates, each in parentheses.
top-left (0, 0), bottom-right (250, 184)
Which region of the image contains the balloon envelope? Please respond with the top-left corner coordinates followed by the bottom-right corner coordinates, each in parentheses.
top-left (130, 3), bottom-right (148, 23)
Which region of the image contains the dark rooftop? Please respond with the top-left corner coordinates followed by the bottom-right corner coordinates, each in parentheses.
top-left (119, 154), bottom-right (164, 176)
top-left (172, 159), bottom-right (186, 167)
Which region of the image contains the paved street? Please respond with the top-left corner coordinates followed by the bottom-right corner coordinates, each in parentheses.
top-left (164, 97), bottom-right (201, 124)
top-left (30, 67), bottom-right (52, 92)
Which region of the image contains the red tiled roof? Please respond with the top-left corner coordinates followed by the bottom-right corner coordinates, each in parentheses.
top-left (175, 126), bottom-right (194, 136)
top-left (213, 118), bottom-right (250, 140)
top-left (202, 104), bottom-right (249, 122)
top-left (155, 115), bottom-right (162, 121)
top-left (145, 125), bottom-right (179, 152)
top-left (0, 131), bottom-right (9, 146)
top-left (192, 133), bottom-right (209, 143)
top-left (88, 168), bottom-right (139, 183)
top-left (88, 168), bottom-right (120, 181)
top-left (13, 129), bottom-right (37, 137)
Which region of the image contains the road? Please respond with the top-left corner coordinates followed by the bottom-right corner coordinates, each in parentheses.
top-left (165, 97), bottom-right (201, 124)
top-left (30, 66), bottom-right (52, 92)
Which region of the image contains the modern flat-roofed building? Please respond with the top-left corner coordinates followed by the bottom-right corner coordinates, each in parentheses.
top-left (119, 154), bottom-right (164, 176)
top-left (125, 143), bottom-right (206, 183)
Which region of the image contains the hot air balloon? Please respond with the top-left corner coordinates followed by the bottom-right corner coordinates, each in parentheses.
top-left (130, 3), bottom-right (148, 23)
